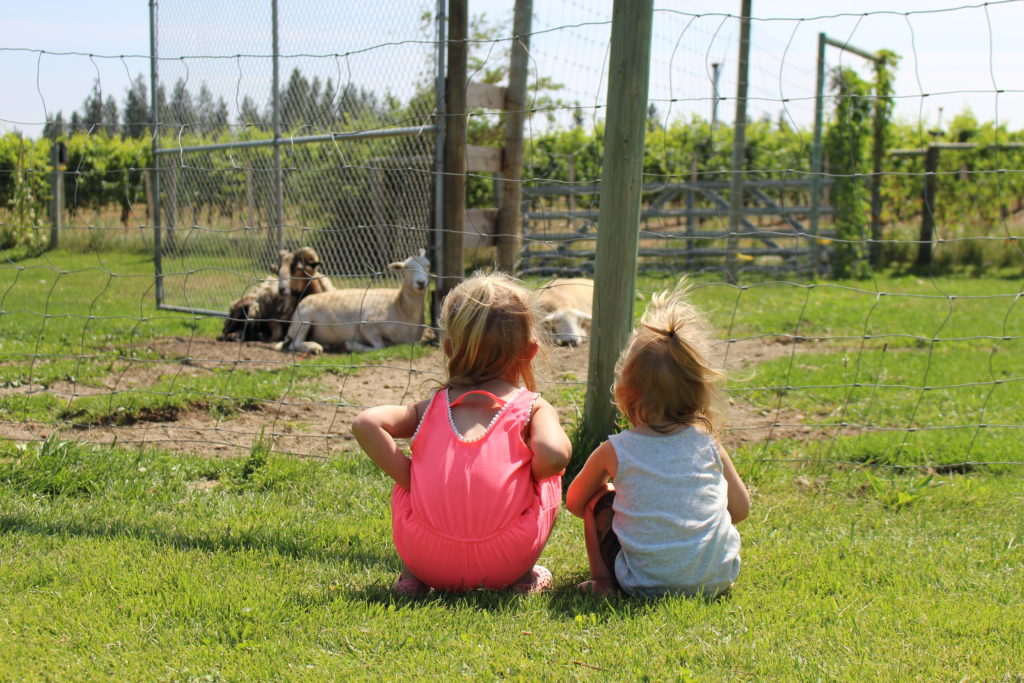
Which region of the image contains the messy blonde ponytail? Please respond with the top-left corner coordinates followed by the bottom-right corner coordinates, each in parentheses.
top-left (613, 284), bottom-right (724, 434)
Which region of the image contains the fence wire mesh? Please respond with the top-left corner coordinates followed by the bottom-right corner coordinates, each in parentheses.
top-left (0, 1), bottom-right (1021, 473)
top-left (153, 0), bottom-right (438, 313)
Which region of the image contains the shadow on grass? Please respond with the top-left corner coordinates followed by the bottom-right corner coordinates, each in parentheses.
top-left (351, 574), bottom-right (732, 619)
top-left (0, 513), bottom-right (390, 569)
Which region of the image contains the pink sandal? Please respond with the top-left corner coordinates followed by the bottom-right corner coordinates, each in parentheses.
top-left (512, 565), bottom-right (553, 595)
top-left (394, 575), bottom-right (430, 597)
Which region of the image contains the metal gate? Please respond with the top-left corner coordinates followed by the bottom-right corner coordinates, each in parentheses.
top-left (520, 178), bottom-right (835, 277)
top-left (150, 0), bottom-right (445, 315)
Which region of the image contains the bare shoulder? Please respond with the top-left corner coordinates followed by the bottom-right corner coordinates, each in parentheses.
top-left (530, 395), bottom-right (557, 415)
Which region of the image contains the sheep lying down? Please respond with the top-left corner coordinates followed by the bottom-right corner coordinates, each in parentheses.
top-left (275, 250), bottom-right (430, 355)
top-left (219, 247), bottom-right (332, 343)
top-left (536, 277), bottom-right (594, 347)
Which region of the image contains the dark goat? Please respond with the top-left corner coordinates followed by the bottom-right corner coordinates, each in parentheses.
top-left (219, 247), bottom-right (333, 342)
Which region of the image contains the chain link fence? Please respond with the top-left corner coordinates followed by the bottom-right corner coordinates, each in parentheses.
top-left (151, 0), bottom-right (442, 315)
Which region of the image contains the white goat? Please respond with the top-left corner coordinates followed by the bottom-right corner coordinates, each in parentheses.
top-left (536, 277), bottom-right (594, 347)
top-left (275, 250), bottom-right (430, 355)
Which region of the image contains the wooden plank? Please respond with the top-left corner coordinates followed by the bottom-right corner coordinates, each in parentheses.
top-left (466, 145), bottom-right (503, 173)
top-left (467, 81), bottom-right (507, 110)
top-left (464, 208), bottom-right (498, 248)
top-left (496, 0), bottom-right (532, 273)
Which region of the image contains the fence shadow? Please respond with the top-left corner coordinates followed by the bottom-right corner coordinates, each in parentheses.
top-left (0, 512), bottom-right (389, 569)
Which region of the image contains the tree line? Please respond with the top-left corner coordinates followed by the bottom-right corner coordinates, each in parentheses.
top-left (40, 69), bottom-right (385, 140)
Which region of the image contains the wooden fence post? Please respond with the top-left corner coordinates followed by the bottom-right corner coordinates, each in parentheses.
top-left (581, 0), bottom-right (654, 449)
top-left (917, 145), bottom-right (939, 268)
top-left (496, 0), bottom-right (532, 274)
top-left (49, 141), bottom-right (66, 250)
top-left (726, 0), bottom-right (752, 283)
top-left (440, 0), bottom-right (467, 302)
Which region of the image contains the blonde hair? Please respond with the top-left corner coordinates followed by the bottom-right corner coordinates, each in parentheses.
top-left (614, 284), bottom-right (724, 434)
top-left (440, 272), bottom-right (542, 391)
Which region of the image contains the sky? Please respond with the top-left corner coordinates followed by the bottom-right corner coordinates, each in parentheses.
top-left (2, 0), bottom-right (1024, 137)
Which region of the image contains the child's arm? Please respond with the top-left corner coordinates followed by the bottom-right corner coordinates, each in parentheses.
top-left (565, 440), bottom-right (618, 517)
top-left (718, 442), bottom-right (750, 524)
top-left (527, 397), bottom-right (572, 480)
top-left (351, 401), bottom-right (425, 491)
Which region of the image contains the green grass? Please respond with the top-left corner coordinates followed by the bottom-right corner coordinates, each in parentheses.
top-left (2, 250), bottom-right (1024, 678)
top-left (0, 250), bottom-right (434, 424)
top-left (1, 439), bottom-right (1021, 680)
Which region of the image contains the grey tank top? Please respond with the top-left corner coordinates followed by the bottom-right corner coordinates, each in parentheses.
top-left (608, 427), bottom-right (741, 597)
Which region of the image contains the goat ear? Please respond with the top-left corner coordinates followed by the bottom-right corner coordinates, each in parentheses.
top-left (388, 261), bottom-right (403, 271)
top-left (279, 249), bottom-right (289, 259)
top-left (541, 312), bottom-right (559, 323)
top-left (573, 310), bottom-right (592, 322)
top-left (418, 248), bottom-right (426, 258)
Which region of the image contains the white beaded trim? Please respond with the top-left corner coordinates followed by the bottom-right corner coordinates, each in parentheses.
top-left (446, 387), bottom-right (525, 443)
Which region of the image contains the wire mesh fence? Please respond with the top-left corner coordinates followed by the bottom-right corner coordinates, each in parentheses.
top-left (152, 0), bottom-right (441, 314)
top-left (0, 1), bottom-right (1022, 471)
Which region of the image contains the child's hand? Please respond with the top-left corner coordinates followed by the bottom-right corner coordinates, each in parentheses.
top-left (565, 441), bottom-right (617, 517)
top-left (718, 443), bottom-right (750, 524)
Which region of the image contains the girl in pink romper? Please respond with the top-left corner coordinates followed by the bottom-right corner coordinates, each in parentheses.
top-left (352, 273), bottom-right (572, 595)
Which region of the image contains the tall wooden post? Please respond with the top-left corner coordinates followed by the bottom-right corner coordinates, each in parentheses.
top-left (496, 0), bottom-right (532, 273)
top-left (917, 145), bottom-right (939, 268)
top-left (440, 0), bottom-right (467, 302)
top-left (49, 142), bottom-right (66, 250)
top-left (870, 89), bottom-right (886, 268)
top-left (581, 0), bottom-right (654, 448)
top-left (726, 0), bottom-right (752, 283)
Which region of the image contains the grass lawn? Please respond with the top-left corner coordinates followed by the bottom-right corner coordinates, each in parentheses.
top-left (1, 439), bottom-right (1022, 681)
top-left (1, 249), bottom-right (1022, 679)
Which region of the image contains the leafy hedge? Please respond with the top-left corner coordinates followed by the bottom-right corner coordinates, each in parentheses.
top-left (4, 104), bottom-right (1023, 269)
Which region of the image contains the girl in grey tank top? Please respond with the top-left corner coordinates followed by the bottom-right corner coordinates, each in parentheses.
top-left (566, 287), bottom-right (751, 597)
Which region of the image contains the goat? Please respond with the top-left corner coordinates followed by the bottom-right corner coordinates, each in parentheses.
top-left (275, 249), bottom-right (430, 355)
top-left (219, 247), bottom-right (332, 343)
top-left (536, 277), bottom-right (594, 347)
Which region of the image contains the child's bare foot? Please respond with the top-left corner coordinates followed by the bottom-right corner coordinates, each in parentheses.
top-left (512, 565), bottom-right (553, 595)
top-left (394, 573), bottom-right (430, 597)
top-left (577, 579), bottom-right (618, 596)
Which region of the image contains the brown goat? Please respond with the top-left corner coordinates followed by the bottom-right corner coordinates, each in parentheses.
top-left (219, 247), bottom-right (333, 342)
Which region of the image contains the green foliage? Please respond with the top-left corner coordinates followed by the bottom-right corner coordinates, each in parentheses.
top-left (0, 134), bottom-right (51, 250)
top-left (6, 57), bottom-right (1024, 273)
top-left (825, 67), bottom-right (873, 278)
top-left (863, 470), bottom-right (935, 510)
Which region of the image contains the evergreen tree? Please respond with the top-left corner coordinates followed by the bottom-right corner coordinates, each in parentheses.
top-left (209, 97), bottom-right (229, 133)
top-left (42, 112), bottom-right (67, 140)
top-left (82, 80), bottom-right (104, 133)
top-left (101, 95), bottom-right (119, 136)
top-left (122, 74), bottom-right (149, 138)
top-left (280, 68), bottom-right (312, 129)
top-left (168, 79), bottom-right (196, 128)
top-left (238, 95), bottom-right (265, 129)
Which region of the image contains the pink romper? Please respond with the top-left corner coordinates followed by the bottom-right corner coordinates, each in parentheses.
top-left (391, 387), bottom-right (563, 591)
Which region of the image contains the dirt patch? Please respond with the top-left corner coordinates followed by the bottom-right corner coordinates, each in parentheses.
top-left (2, 334), bottom-right (821, 458)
